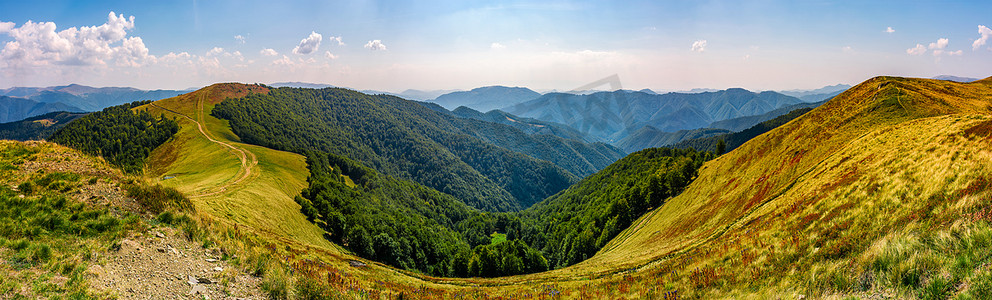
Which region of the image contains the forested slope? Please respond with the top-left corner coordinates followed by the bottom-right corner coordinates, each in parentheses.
top-left (213, 87), bottom-right (588, 211)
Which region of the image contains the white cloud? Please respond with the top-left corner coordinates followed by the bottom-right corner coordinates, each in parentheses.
top-left (260, 48), bottom-right (278, 56)
top-left (929, 38), bottom-right (949, 50)
top-left (491, 42), bottom-right (506, 50)
top-left (0, 11), bottom-right (156, 68)
top-left (691, 40), bottom-right (707, 52)
top-left (115, 36), bottom-right (155, 67)
top-left (946, 50), bottom-right (963, 56)
top-left (364, 40), bottom-right (387, 51)
top-left (906, 44), bottom-right (927, 55)
top-left (974, 25), bottom-right (991, 50)
top-left (743, 54), bottom-right (750, 61)
top-left (842, 46), bottom-right (853, 53)
top-left (885, 27), bottom-right (895, 33)
top-left (0, 21), bottom-right (13, 33)
top-left (234, 34), bottom-right (247, 44)
top-left (292, 31), bottom-right (322, 55)
top-left (273, 55), bottom-right (294, 66)
top-left (328, 36), bottom-right (344, 46)
top-left (324, 51), bottom-right (338, 59)
top-left (206, 47), bottom-right (225, 56)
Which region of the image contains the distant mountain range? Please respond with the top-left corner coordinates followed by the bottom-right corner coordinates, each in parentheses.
top-left (932, 75), bottom-right (980, 83)
top-left (269, 82), bottom-right (458, 101)
top-left (430, 86), bottom-right (541, 112)
top-left (503, 88), bottom-right (805, 143)
top-left (0, 84), bottom-right (189, 123)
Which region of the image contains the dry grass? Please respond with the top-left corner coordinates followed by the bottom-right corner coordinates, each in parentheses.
top-left (89, 77), bottom-right (992, 298)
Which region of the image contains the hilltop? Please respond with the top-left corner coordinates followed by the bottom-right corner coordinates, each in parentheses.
top-left (565, 76), bottom-right (992, 298)
top-left (430, 86), bottom-right (542, 112)
top-left (15, 76), bottom-right (992, 298)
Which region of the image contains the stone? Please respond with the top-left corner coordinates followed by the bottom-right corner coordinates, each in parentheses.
top-left (189, 284), bottom-right (208, 296)
top-left (213, 267), bottom-right (223, 272)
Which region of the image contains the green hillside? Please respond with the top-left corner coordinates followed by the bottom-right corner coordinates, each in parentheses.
top-left (21, 77), bottom-right (992, 298)
top-left (212, 87), bottom-right (586, 211)
top-left (0, 111), bottom-right (87, 141)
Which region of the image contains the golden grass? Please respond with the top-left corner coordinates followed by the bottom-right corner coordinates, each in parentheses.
top-left (112, 77), bottom-right (992, 298)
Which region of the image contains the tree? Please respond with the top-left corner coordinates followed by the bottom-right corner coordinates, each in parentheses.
top-left (717, 138), bottom-right (727, 155)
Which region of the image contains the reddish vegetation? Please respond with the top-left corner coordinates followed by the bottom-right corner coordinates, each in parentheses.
top-left (964, 120), bottom-right (992, 139)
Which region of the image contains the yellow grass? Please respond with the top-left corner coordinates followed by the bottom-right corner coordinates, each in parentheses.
top-left (117, 77), bottom-right (992, 298)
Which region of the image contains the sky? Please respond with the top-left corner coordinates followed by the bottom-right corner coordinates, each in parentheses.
top-left (0, 0), bottom-right (990, 92)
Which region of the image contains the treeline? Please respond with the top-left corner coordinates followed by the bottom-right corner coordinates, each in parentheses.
top-left (49, 101), bottom-right (178, 173)
top-left (213, 87), bottom-right (716, 278)
top-left (296, 151), bottom-right (547, 277)
top-left (673, 107), bottom-right (814, 153)
top-left (0, 111), bottom-right (87, 141)
top-left (212, 87), bottom-right (582, 212)
top-left (517, 147), bottom-right (715, 268)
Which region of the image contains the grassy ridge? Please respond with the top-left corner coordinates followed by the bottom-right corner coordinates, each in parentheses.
top-left (140, 83), bottom-right (335, 250)
top-left (548, 76), bottom-right (992, 297)
top-left (121, 77), bottom-right (992, 298)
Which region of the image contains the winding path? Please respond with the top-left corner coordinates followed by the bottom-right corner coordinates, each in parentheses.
top-left (150, 95), bottom-right (258, 197)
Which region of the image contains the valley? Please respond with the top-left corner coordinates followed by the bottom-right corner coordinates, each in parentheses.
top-left (1, 74), bottom-right (990, 299)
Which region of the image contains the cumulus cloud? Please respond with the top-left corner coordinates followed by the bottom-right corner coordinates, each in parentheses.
top-left (260, 48), bottom-right (278, 56)
top-left (324, 51), bottom-right (338, 59)
top-left (234, 34), bottom-right (247, 44)
top-left (206, 47), bottom-right (225, 56)
top-left (974, 25), bottom-right (991, 50)
top-left (0, 11), bottom-right (155, 67)
top-left (885, 27), bottom-right (895, 33)
top-left (364, 40), bottom-right (387, 51)
top-left (691, 40), bottom-right (707, 52)
top-left (292, 31), bottom-right (322, 55)
top-left (906, 44), bottom-right (927, 55)
top-left (0, 21), bottom-right (13, 33)
top-left (491, 42), bottom-right (506, 50)
top-left (328, 36), bottom-right (344, 46)
top-left (929, 38), bottom-right (949, 50)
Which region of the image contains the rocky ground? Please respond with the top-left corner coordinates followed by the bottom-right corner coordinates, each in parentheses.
top-left (3, 141), bottom-right (266, 299)
top-left (89, 226), bottom-right (264, 299)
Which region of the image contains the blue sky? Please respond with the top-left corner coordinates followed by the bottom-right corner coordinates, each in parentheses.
top-left (1, 0), bottom-right (990, 92)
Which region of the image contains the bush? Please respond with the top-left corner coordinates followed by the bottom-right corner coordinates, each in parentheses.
top-left (156, 211), bottom-right (175, 225)
top-left (261, 264), bottom-right (289, 300)
top-left (17, 181), bottom-right (34, 195)
top-left (124, 183), bottom-right (193, 214)
top-left (294, 276), bottom-right (329, 300)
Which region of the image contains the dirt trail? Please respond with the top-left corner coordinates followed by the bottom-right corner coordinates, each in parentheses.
top-left (150, 94), bottom-right (258, 197)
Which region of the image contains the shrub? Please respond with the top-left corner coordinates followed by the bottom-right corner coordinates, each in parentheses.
top-left (261, 264), bottom-right (289, 300)
top-left (17, 181), bottom-right (34, 195)
top-left (294, 276), bottom-right (329, 300)
top-left (124, 183), bottom-right (193, 214)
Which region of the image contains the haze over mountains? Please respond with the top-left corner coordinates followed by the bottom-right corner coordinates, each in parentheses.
top-left (0, 84), bottom-right (190, 123)
top-left (503, 88), bottom-right (808, 143)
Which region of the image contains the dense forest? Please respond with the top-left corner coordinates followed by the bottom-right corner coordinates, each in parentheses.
top-left (296, 151), bottom-right (547, 277)
top-left (517, 147), bottom-right (715, 268)
top-left (296, 148), bottom-right (712, 277)
top-left (213, 87), bottom-right (602, 212)
top-left (49, 101), bottom-right (178, 173)
top-left (0, 111), bottom-right (87, 141)
top-left (213, 87), bottom-right (718, 277)
top-left (673, 107), bottom-right (815, 153)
